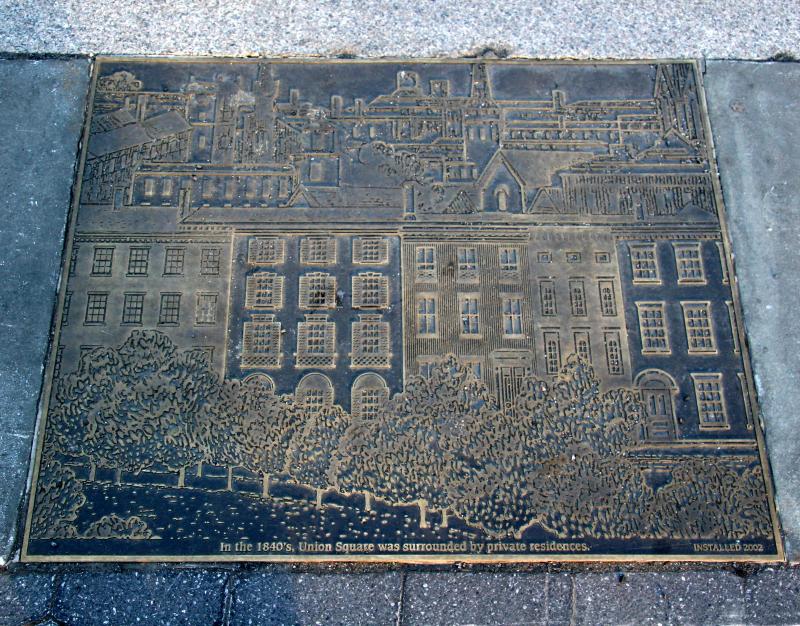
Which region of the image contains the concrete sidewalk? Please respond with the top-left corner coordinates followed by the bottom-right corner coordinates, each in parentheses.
top-left (0, 1), bottom-right (799, 59)
top-left (1, 55), bottom-right (800, 624)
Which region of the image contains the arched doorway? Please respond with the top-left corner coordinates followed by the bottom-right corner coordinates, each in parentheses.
top-left (635, 369), bottom-right (679, 441)
top-left (351, 373), bottom-right (389, 420)
top-left (296, 373), bottom-right (334, 412)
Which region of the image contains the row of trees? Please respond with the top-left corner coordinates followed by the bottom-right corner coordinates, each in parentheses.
top-left (37, 330), bottom-right (773, 541)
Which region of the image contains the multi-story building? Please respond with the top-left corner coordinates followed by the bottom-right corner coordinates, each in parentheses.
top-left (617, 231), bottom-right (753, 445)
top-left (59, 58), bottom-right (758, 464)
top-left (55, 232), bottom-right (233, 376)
top-left (226, 231), bottom-right (403, 416)
top-left (401, 226), bottom-right (631, 411)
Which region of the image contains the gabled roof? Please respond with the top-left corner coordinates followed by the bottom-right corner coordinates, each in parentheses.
top-left (88, 110), bottom-right (192, 158)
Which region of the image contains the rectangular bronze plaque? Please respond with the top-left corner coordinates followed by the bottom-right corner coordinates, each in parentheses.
top-left (22, 58), bottom-right (782, 562)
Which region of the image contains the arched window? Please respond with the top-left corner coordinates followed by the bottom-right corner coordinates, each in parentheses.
top-left (242, 373), bottom-right (275, 393)
top-left (495, 186), bottom-right (509, 212)
top-left (296, 373), bottom-right (334, 412)
top-left (634, 369), bottom-right (679, 441)
top-left (351, 373), bottom-right (389, 420)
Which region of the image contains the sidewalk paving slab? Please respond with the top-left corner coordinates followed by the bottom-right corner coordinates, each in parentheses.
top-left (744, 567), bottom-right (800, 624)
top-left (231, 571), bottom-right (402, 626)
top-left (0, 1), bottom-right (799, 59)
top-left (704, 60), bottom-right (800, 562)
top-left (0, 571), bottom-right (56, 626)
top-left (0, 57), bottom-right (90, 564)
top-left (53, 569), bottom-right (228, 626)
top-left (401, 571), bottom-right (572, 625)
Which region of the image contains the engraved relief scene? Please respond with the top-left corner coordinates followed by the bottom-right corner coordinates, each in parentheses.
top-left (24, 60), bottom-right (779, 560)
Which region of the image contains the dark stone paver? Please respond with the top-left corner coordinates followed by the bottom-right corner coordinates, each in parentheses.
top-left (744, 567), bottom-right (800, 624)
top-left (704, 61), bottom-right (800, 562)
top-left (231, 571), bottom-right (401, 626)
top-left (53, 569), bottom-right (227, 626)
top-left (572, 572), bottom-right (669, 625)
top-left (659, 570), bottom-right (744, 625)
top-left (0, 572), bottom-right (56, 626)
top-left (0, 57), bottom-right (90, 563)
top-left (402, 572), bottom-right (571, 626)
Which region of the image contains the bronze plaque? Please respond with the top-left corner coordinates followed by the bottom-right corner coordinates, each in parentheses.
top-left (22, 58), bottom-right (782, 562)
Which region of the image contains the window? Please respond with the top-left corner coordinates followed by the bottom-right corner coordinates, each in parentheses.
top-left (68, 246), bottom-right (79, 276)
top-left (245, 272), bottom-right (284, 310)
top-left (637, 302), bottom-right (670, 353)
top-left (629, 243), bottom-right (660, 283)
top-left (415, 246), bottom-right (436, 281)
top-left (566, 251), bottom-right (581, 263)
top-left (598, 280), bottom-right (617, 316)
top-left (574, 330), bottom-right (592, 363)
top-left (726, 300), bottom-right (741, 354)
top-left (127, 247), bottom-right (149, 276)
top-left (544, 331), bottom-right (561, 374)
top-left (241, 314), bottom-right (282, 368)
top-left (144, 178), bottom-right (156, 197)
top-left (716, 241), bottom-right (730, 284)
top-left (53, 345), bottom-right (64, 378)
top-left (499, 247), bottom-right (520, 280)
top-left (604, 330), bottom-right (624, 375)
top-left (351, 314), bottom-right (391, 368)
top-left (569, 280), bottom-right (587, 316)
top-left (164, 248), bottom-right (185, 275)
top-left (352, 273), bottom-right (389, 309)
top-left (351, 374), bottom-right (389, 419)
top-left (417, 296), bottom-right (437, 335)
top-left (309, 161), bottom-right (324, 183)
top-left (299, 273), bottom-right (336, 309)
top-left (158, 293), bottom-right (181, 325)
top-left (462, 358), bottom-right (483, 380)
top-left (674, 242), bottom-right (706, 284)
top-left (539, 279), bottom-right (557, 316)
top-left (224, 179), bottom-right (236, 202)
top-left (418, 358), bottom-right (435, 379)
top-left (122, 293), bottom-right (144, 325)
top-left (91, 247), bottom-right (114, 276)
top-left (357, 389), bottom-right (383, 419)
top-left (457, 247), bottom-right (479, 282)
top-left (201, 178), bottom-right (215, 200)
top-left (502, 297), bottom-right (523, 337)
top-left (353, 237), bottom-right (389, 265)
top-left (300, 237), bottom-right (336, 265)
top-left (692, 373), bottom-right (729, 429)
top-left (200, 248), bottom-right (221, 275)
top-left (682, 301), bottom-right (716, 353)
top-left (296, 314), bottom-right (336, 368)
top-left (61, 292), bottom-right (73, 327)
top-left (537, 251), bottom-right (551, 263)
top-left (162, 178), bottom-right (173, 197)
top-left (459, 295), bottom-right (480, 336)
top-left (595, 251), bottom-right (611, 263)
top-left (248, 237), bottom-right (285, 265)
top-left (195, 293), bottom-right (218, 325)
top-left (84, 293), bottom-right (108, 325)
top-left (496, 187), bottom-right (508, 211)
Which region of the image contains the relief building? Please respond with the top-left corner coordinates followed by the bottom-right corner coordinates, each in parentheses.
top-left (61, 60), bottom-right (753, 462)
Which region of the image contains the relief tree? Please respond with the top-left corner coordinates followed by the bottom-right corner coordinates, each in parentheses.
top-left (49, 331), bottom-right (211, 486)
top-left (286, 402), bottom-right (351, 508)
